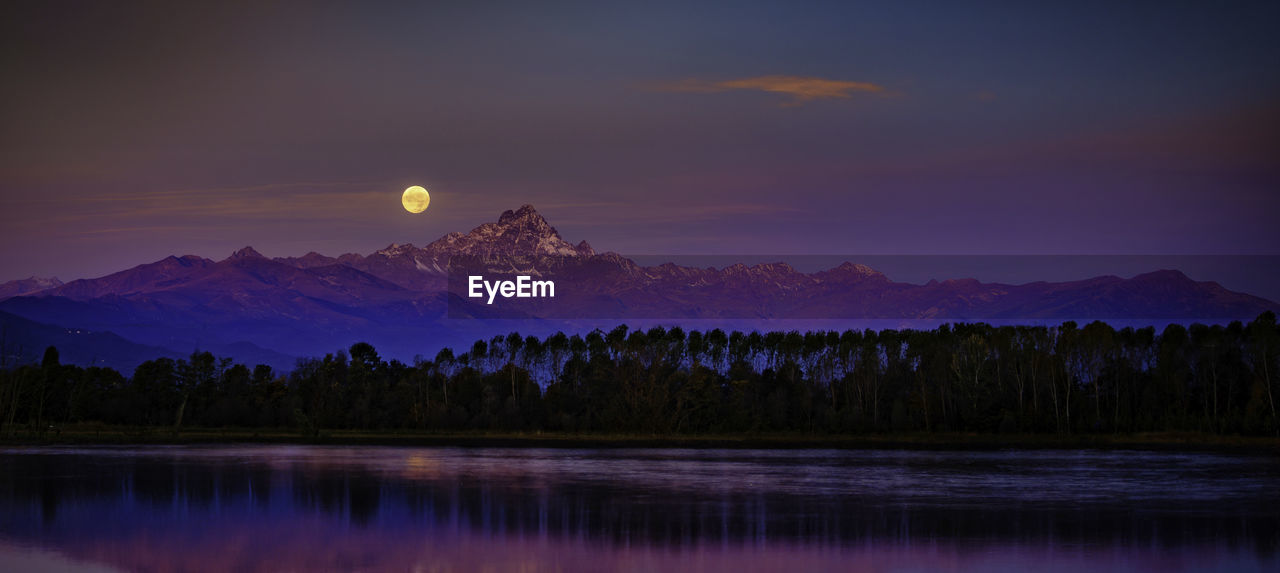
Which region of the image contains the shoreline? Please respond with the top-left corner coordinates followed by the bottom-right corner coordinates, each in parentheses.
top-left (3, 428), bottom-right (1278, 453)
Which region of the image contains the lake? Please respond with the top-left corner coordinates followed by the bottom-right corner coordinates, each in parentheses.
top-left (1, 445), bottom-right (1276, 572)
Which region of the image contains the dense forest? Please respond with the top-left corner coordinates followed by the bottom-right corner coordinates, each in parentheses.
top-left (2, 313), bottom-right (1278, 437)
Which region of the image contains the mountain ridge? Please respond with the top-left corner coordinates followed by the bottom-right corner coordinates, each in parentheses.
top-left (0, 205), bottom-right (1275, 370)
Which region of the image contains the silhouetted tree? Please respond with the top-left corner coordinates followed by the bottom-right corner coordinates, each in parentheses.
top-left (6, 315), bottom-right (1279, 437)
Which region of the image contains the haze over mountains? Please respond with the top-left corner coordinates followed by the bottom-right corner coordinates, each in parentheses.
top-left (1, 205), bottom-right (1276, 373)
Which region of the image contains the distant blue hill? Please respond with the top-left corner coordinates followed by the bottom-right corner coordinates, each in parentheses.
top-left (0, 309), bottom-right (180, 375)
top-left (0, 309), bottom-right (296, 375)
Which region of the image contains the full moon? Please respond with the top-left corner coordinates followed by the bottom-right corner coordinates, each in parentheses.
top-left (401, 185), bottom-right (430, 213)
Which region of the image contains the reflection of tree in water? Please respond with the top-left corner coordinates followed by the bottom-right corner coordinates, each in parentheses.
top-left (244, 465), bottom-right (273, 511)
top-left (0, 451), bottom-right (1276, 559)
top-left (130, 458), bottom-right (177, 508)
top-left (292, 470), bottom-right (382, 527)
top-left (177, 462), bottom-right (217, 510)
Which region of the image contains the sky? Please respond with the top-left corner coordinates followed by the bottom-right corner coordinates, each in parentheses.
top-left (2, 0), bottom-right (1278, 283)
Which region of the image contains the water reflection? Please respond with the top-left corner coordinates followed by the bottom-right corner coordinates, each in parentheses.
top-left (0, 446), bottom-right (1276, 572)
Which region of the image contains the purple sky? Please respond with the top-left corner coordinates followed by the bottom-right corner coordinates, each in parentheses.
top-left (2, 0), bottom-right (1278, 283)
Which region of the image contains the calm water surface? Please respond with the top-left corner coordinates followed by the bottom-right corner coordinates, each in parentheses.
top-left (0, 445), bottom-right (1276, 572)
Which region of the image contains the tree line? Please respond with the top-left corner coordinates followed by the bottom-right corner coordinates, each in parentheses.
top-left (2, 313), bottom-right (1278, 437)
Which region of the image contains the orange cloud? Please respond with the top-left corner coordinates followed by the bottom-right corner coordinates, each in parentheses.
top-left (658, 75), bottom-right (886, 105)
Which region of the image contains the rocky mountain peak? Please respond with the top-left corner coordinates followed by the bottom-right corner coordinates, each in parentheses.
top-left (497, 204), bottom-right (546, 226)
top-left (423, 205), bottom-right (592, 257)
top-left (375, 243), bottom-right (418, 257)
top-left (227, 246), bottom-right (266, 261)
top-left (828, 262), bottom-right (887, 280)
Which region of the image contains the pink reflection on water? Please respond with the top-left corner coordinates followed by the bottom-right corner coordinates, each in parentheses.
top-left (2, 446), bottom-right (1275, 572)
top-left (12, 525), bottom-right (1264, 573)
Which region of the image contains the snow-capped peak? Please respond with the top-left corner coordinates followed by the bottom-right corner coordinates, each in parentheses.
top-left (28, 276), bottom-right (63, 289)
top-left (0, 276), bottom-right (65, 300)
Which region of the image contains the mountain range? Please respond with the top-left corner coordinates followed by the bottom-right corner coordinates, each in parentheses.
top-left (1, 204), bottom-right (1276, 373)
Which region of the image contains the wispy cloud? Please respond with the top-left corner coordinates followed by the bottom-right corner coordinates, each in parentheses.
top-left (3, 180), bottom-right (401, 236)
top-left (533, 201), bottom-right (806, 228)
top-left (656, 75), bottom-right (887, 106)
